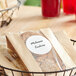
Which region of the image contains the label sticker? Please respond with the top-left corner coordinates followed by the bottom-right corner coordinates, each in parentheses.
top-left (26, 35), bottom-right (52, 55)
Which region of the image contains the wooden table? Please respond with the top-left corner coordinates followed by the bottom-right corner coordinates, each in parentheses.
top-left (0, 6), bottom-right (76, 40)
top-left (0, 6), bottom-right (76, 74)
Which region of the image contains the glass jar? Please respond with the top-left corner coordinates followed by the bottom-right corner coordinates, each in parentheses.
top-left (41, 0), bottom-right (61, 17)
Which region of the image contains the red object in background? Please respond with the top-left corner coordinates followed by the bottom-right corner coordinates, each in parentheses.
top-left (42, 0), bottom-right (61, 17)
top-left (74, 0), bottom-right (76, 14)
top-left (63, 0), bottom-right (75, 14)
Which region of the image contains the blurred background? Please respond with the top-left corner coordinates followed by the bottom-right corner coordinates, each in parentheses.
top-left (20, 0), bottom-right (62, 7)
top-left (20, 0), bottom-right (41, 6)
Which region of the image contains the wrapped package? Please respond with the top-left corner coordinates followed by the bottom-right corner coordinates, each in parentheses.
top-left (21, 31), bottom-right (65, 72)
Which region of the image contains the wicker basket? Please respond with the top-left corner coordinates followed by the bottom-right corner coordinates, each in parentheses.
top-left (0, 39), bottom-right (76, 76)
top-left (0, 0), bottom-right (21, 27)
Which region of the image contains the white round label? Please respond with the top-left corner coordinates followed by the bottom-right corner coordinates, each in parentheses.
top-left (26, 35), bottom-right (52, 55)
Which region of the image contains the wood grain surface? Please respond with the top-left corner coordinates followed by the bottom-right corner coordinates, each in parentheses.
top-left (55, 31), bottom-right (76, 64)
top-left (0, 6), bottom-right (76, 41)
top-left (0, 6), bottom-right (76, 76)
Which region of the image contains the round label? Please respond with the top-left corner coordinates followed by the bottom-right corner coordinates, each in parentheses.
top-left (26, 35), bottom-right (52, 55)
